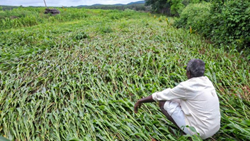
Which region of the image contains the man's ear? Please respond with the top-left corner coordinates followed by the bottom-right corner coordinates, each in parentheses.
top-left (186, 70), bottom-right (191, 79)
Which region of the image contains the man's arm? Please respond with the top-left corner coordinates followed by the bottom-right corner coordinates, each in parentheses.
top-left (134, 95), bottom-right (155, 113)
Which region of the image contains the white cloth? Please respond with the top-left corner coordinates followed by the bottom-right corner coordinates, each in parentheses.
top-left (152, 76), bottom-right (221, 139)
top-left (164, 100), bottom-right (190, 134)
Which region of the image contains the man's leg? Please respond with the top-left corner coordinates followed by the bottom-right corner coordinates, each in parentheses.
top-left (159, 101), bottom-right (179, 127)
top-left (159, 101), bottom-right (190, 135)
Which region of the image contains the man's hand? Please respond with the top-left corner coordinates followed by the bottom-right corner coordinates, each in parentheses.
top-left (134, 95), bottom-right (154, 113)
top-left (134, 101), bottom-right (142, 113)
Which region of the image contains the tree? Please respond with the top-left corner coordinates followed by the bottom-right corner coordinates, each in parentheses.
top-left (145, 0), bottom-right (209, 15)
top-left (145, 0), bottom-right (171, 15)
top-left (167, 0), bottom-right (185, 15)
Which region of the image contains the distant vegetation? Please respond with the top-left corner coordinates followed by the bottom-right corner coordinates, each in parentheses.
top-left (0, 5), bottom-right (20, 11)
top-left (77, 1), bottom-right (148, 11)
top-left (0, 1), bottom-right (148, 12)
top-left (145, 0), bottom-right (250, 58)
top-left (1, 0), bottom-right (249, 56)
top-left (79, 4), bottom-right (149, 11)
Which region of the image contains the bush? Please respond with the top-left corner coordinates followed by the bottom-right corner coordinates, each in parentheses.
top-left (174, 2), bottom-right (211, 35)
top-left (208, 0), bottom-right (250, 49)
top-left (175, 0), bottom-right (250, 51)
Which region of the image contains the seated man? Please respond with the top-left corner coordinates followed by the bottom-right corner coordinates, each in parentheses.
top-left (134, 59), bottom-right (221, 139)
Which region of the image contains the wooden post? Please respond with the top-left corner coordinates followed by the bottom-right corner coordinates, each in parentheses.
top-left (44, 0), bottom-right (47, 8)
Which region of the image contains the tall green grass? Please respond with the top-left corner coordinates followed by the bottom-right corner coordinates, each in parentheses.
top-left (0, 8), bottom-right (249, 141)
top-left (0, 8), bottom-right (136, 30)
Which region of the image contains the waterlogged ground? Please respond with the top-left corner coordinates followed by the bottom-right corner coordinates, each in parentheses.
top-left (0, 9), bottom-right (249, 140)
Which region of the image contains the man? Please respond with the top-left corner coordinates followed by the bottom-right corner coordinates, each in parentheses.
top-left (134, 59), bottom-right (221, 139)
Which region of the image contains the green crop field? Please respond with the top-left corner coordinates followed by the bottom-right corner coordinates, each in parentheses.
top-left (0, 8), bottom-right (249, 141)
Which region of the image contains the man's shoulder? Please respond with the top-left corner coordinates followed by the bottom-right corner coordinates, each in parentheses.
top-left (180, 76), bottom-right (214, 88)
top-left (185, 76), bottom-right (210, 83)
